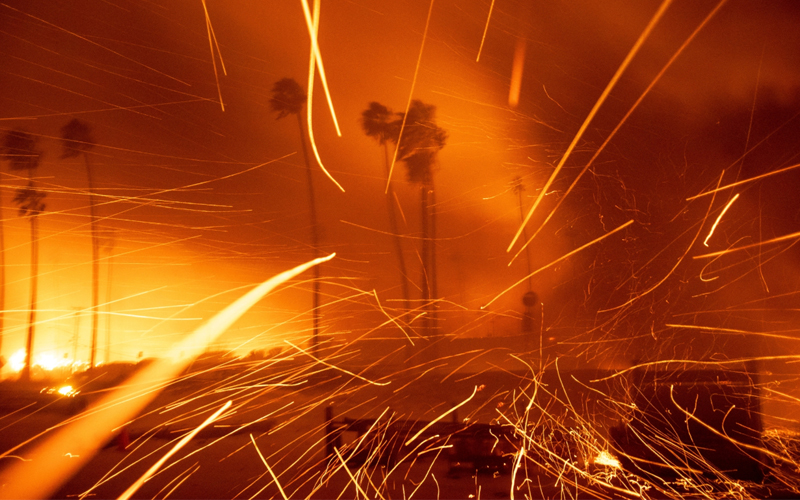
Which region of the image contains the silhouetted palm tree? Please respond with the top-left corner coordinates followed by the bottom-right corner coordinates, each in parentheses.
top-left (3, 129), bottom-right (46, 380)
top-left (361, 102), bottom-right (410, 312)
top-left (396, 100), bottom-right (447, 335)
top-left (270, 77), bottom-right (322, 352)
top-left (61, 118), bottom-right (101, 368)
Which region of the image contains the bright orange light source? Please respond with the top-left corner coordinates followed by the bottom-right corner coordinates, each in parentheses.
top-left (57, 386), bottom-right (75, 396)
top-left (594, 450), bottom-right (621, 468)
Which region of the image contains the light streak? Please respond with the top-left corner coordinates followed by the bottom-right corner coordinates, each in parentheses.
top-left (334, 447), bottom-right (372, 500)
top-left (599, 169), bottom-right (724, 312)
top-left (250, 435), bottom-right (289, 500)
top-left (668, 385), bottom-right (793, 465)
top-left (508, 38), bottom-right (526, 108)
top-left (404, 385), bottom-right (477, 446)
top-left (298, 0), bottom-right (341, 136)
top-left (506, 0), bottom-right (672, 252)
top-left (117, 400), bottom-right (232, 500)
top-left (371, 290), bottom-right (414, 345)
top-left (0, 3), bottom-right (190, 86)
top-left (0, 254), bottom-right (334, 500)
top-left (688, 161), bottom-right (800, 201)
top-left (703, 193), bottom-right (739, 246)
top-left (385, 0), bottom-right (436, 194)
top-left (200, 0), bottom-right (226, 112)
top-left (508, 0), bottom-right (728, 265)
top-left (284, 340), bottom-right (390, 386)
top-left (485, 220), bottom-right (633, 309)
top-left (475, 0), bottom-right (496, 62)
top-left (693, 228), bottom-right (800, 259)
top-left (304, 0), bottom-right (345, 192)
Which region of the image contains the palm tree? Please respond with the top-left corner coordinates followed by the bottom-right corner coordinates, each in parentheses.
top-left (60, 118), bottom-right (101, 368)
top-left (361, 102), bottom-right (410, 312)
top-left (395, 100), bottom-right (447, 335)
top-left (3, 129), bottom-right (46, 381)
top-left (270, 77), bottom-right (323, 353)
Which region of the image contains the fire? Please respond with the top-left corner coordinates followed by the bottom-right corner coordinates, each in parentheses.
top-left (593, 450), bottom-right (621, 469)
top-left (7, 348), bottom-right (83, 374)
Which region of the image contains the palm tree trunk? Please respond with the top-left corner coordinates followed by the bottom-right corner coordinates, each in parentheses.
top-left (517, 186), bottom-right (533, 292)
top-left (83, 152), bottom-right (100, 369)
top-left (22, 214), bottom-right (38, 382)
top-left (0, 180), bottom-right (4, 360)
top-left (383, 145), bottom-right (410, 312)
top-left (420, 184), bottom-right (430, 336)
top-left (296, 114), bottom-right (321, 354)
top-left (105, 235), bottom-right (115, 364)
top-left (430, 183), bottom-right (437, 335)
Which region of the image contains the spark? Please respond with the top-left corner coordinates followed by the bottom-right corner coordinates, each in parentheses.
top-left (250, 435), bottom-right (289, 500)
top-left (688, 161), bottom-right (800, 200)
top-left (0, 3), bottom-right (190, 86)
top-left (404, 385), bottom-right (477, 446)
top-left (703, 193), bottom-right (739, 246)
top-left (385, 0), bottom-right (436, 194)
top-left (599, 169), bottom-right (724, 312)
top-left (117, 400), bottom-right (232, 500)
top-left (298, 0), bottom-right (341, 136)
top-left (475, 0), bottom-right (496, 62)
top-left (284, 340), bottom-right (390, 386)
top-left (508, 0), bottom-right (728, 264)
top-left (200, 0), bottom-right (226, 112)
top-left (693, 228), bottom-right (800, 259)
top-left (485, 220), bottom-right (633, 309)
top-left (304, 0), bottom-right (345, 192)
top-left (334, 447), bottom-right (372, 500)
top-left (506, 0), bottom-right (672, 252)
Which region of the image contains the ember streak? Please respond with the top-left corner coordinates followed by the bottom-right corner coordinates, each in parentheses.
top-left (1, 1), bottom-right (800, 499)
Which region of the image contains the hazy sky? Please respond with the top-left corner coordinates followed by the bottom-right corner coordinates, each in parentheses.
top-left (1, 0), bottom-right (799, 368)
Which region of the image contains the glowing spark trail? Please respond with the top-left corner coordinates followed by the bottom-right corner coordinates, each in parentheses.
top-left (485, 220), bottom-right (633, 309)
top-left (687, 161), bottom-right (800, 200)
top-left (117, 400), bottom-right (232, 500)
top-left (250, 435), bottom-right (289, 500)
top-left (508, 37), bottom-right (526, 108)
top-left (304, 0), bottom-right (345, 192)
top-left (694, 229), bottom-right (800, 259)
top-left (475, 0), bottom-right (496, 62)
top-left (0, 254), bottom-right (334, 500)
top-left (506, 0), bottom-right (672, 252)
top-left (284, 340), bottom-right (390, 386)
top-left (404, 385), bottom-right (477, 446)
top-left (385, 0), bottom-right (436, 194)
top-left (299, 0), bottom-right (342, 136)
top-left (201, 0), bottom-right (226, 111)
top-left (508, 0), bottom-right (727, 265)
top-left (703, 192), bottom-right (739, 246)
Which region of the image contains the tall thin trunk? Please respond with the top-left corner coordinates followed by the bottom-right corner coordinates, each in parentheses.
top-left (430, 183), bottom-right (437, 335)
top-left (84, 152), bottom-right (100, 368)
top-left (104, 236), bottom-right (114, 364)
top-left (383, 144), bottom-right (410, 312)
top-left (420, 183), bottom-right (430, 335)
top-left (22, 214), bottom-right (38, 382)
top-left (517, 187), bottom-right (533, 292)
top-left (296, 114), bottom-right (320, 354)
top-left (0, 178), bottom-right (4, 359)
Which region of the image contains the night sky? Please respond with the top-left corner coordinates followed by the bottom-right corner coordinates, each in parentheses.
top-left (1, 0), bottom-right (800, 372)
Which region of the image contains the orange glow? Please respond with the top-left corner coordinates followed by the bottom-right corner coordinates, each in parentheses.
top-left (508, 37), bottom-right (526, 108)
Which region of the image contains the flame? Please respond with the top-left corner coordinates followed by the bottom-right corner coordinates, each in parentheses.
top-left (594, 450), bottom-right (621, 469)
